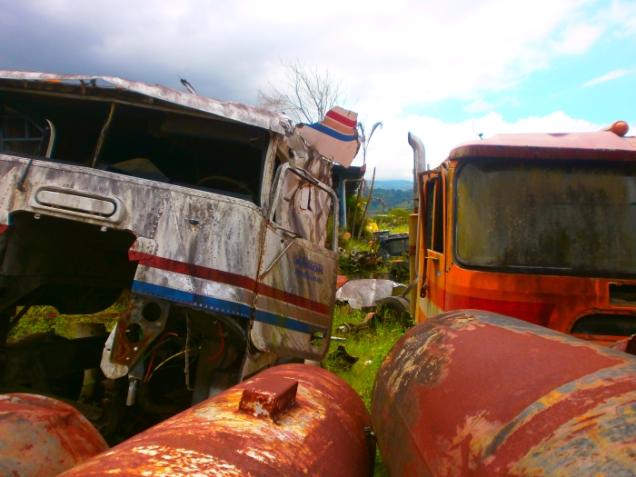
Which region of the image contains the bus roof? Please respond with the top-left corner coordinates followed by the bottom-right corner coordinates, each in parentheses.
top-left (449, 126), bottom-right (636, 162)
top-left (0, 70), bottom-right (287, 134)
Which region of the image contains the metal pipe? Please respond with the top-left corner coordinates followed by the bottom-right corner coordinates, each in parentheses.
top-left (373, 309), bottom-right (636, 476)
top-left (342, 177), bottom-right (364, 230)
top-left (407, 132), bottom-right (426, 213)
top-left (356, 167), bottom-right (375, 240)
top-left (91, 103), bottom-right (117, 168)
top-left (0, 393), bottom-right (107, 477)
top-left (60, 364), bottom-right (374, 477)
top-left (269, 163), bottom-right (340, 252)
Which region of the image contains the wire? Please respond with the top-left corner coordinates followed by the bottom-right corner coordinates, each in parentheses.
top-left (145, 350), bottom-right (191, 382)
top-left (142, 332), bottom-right (180, 383)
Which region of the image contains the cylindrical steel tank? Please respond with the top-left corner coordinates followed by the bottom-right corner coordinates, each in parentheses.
top-left (0, 393), bottom-right (108, 477)
top-left (60, 364), bottom-right (373, 476)
top-left (372, 310), bottom-right (636, 476)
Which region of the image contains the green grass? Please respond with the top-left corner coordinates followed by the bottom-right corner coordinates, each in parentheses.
top-left (324, 304), bottom-right (407, 476)
top-left (373, 207), bottom-right (411, 235)
top-left (385, 222), bottom-right (409, 234)
top-left (8, 304), bottom-right (121, 343)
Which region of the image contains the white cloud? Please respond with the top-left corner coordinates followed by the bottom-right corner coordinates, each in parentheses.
top-left (582, 68), bottom-right (630, 87)
top-left (2, 0), bottom-right (634, 179)
top-left (465, 99), bottom-right (495, 114)
top-left (3, 0), bottom-right (601, 104)
top-left (600, 0), bottom-right (636, 37)
top-left (553, 23), bottom-right (602, 55)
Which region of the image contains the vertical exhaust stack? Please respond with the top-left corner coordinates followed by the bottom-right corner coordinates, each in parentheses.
top-left (60, 364), bottom-right (374, 477)
top-left (372, 310), bottom-right (636, 476)
top-left (407, 132), bottom-right (426, 315)
top-left (407, 132), bottom-right (426, 213)
top-left (0, 393), bottom-right (108, 477)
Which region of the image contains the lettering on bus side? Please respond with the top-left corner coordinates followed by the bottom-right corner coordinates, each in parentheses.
top-left (293, 256), bottom-right (324, 284)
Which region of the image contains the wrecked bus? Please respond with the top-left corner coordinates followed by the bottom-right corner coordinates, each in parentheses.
top-left (409, 122), bottom-right (636, 345)
top-left (0, 71), bottom-right (344, 438)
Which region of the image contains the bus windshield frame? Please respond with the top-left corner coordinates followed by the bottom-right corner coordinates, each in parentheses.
top-left (454, 158), bottom-right (636, 278)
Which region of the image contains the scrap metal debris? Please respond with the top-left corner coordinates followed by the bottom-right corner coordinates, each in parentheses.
top-left (326, 345), bottom-right (360, 370)
top-left (336, 278), bottom-right (406, 309)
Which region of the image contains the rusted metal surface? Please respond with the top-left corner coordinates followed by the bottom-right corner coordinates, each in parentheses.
top-left (0, 393), bottom-right (107, 477)
top-left (239, 375), bottom-right (298, 421)
top-left (450, 124), bottom-right (636, 161)
top-left (59, 364), bottom-right (373, 477)
top-left (611, 334), bottom-right (636, 355)
top-left (372, 310), bottom-right (636, 476)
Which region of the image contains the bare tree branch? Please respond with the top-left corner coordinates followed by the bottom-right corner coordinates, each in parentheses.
top-left (258, 60), bottom-right (342, 123)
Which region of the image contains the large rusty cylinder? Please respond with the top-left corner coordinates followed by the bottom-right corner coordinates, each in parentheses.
top-left (372, 310), bottom-right (636, 477)
top-left (0, 393), bottom-right (108, 477)
top-left (60, 364), bottom-right (374, 477)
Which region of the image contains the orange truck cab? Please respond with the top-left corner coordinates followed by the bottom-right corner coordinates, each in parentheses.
top-left (409, 121), bottom-right (636, 345)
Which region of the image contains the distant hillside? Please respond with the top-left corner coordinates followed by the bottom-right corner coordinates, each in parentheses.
top-left (373, 179), bottom-right (413, 190)
top-left (367, 184), bottom-right (413, 214)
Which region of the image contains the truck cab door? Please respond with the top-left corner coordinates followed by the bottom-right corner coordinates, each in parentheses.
top-left (418, 171), bottom-right (446, 320)
top-left (251, 163), bottom-right (338, 361)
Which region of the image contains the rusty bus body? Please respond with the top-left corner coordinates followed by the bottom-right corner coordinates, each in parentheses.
top-left (409, 123), bottom-right (636, 344)
top-left (0, 71), bottom-right (342, 438)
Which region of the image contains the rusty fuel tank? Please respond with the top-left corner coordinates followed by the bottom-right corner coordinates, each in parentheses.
top-left (0, 393), bottom-right (108, 477)
top-left (60, 363), bottom-right (373, 476)
top-left (372, 310), bottom-right (636, 476)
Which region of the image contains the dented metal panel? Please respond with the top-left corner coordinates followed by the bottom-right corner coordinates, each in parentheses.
top-left (251, 232), bottom-right (337, 359)
top-left (0, 155), bottom-right (265, 313)
top-left (372, 310), bottom-right (636, 477)
top-left (0, 393), bottom-right (108, 477)
top-left (59, 364), bottom-right (373, 477)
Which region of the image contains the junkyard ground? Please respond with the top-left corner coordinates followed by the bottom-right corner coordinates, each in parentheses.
top-left (325, 304), bottom-right (407, 476)
top-left (10, 303), bottom-right (403, 476)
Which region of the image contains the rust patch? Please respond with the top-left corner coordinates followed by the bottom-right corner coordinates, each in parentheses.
top-left (510, 392), bottom-right (636, 476)
top-left (239, 376), bottom-right (298, 421)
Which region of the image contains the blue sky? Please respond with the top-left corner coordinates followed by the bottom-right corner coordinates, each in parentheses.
top-left (0, 0), bottom-right (634, 178)
top-left (444, 42), bottom-right (635, 125)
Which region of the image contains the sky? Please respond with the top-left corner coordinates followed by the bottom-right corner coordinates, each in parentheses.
top-left (1, 0), bottom-right (634, 179)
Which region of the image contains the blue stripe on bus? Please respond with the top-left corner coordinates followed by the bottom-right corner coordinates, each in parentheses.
top-left (132, 280), bottom-right (322, 333)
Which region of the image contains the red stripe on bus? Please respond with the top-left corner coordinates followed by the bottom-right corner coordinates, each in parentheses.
top-left (326, 109), bottom-right (357, 128)
top-left (129, 251), bottom-right (329, 315)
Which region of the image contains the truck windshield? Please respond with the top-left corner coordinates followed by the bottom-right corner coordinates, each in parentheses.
top-left (455, 158), bottom-right (636, 277)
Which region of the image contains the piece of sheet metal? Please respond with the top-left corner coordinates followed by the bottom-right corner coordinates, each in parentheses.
top-left (372, 309), bottom-right (636, 476)
top-left (336, 278), bottom-right (405, 309)
top-left (59, 364), bottom-right (373, 477)
top-left (0, 393), bottom-right (108, 477)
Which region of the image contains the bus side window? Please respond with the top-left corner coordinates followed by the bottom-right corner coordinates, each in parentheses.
top-left (424, 177), bottom-right (444, 254)
top-left (424, 180), bottom-right (435, 251)
top-left (432, 179), bottom-right (443, 253)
